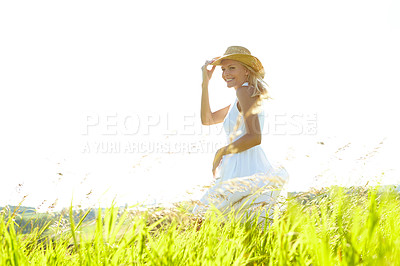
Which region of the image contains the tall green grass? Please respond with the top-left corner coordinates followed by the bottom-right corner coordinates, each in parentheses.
top-left (1, 186), bottom-right (400, 265)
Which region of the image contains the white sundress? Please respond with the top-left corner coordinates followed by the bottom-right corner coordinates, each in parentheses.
top-left (193, 83), bottom-right (289, 220)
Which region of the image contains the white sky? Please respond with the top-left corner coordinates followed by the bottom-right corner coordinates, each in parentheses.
top-left (1, 0), bottom-right (399, 210)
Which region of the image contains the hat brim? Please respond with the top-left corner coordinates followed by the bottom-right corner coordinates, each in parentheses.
top-left (210, 54), bottom-right (264, 74)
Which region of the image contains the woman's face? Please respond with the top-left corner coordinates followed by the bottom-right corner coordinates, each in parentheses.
top-left (220, 59), bottom-right (249, 89)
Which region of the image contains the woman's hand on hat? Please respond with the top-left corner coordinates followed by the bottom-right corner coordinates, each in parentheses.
top-left (201, 60), bottom-right (216, 84)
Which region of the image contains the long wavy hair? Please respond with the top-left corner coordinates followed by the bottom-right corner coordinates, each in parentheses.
top-left (240, 62), bottom-right (271, 100)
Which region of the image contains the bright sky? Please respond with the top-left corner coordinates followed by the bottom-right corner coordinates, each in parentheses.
top-left (1, 0), bottom-right (399, 210)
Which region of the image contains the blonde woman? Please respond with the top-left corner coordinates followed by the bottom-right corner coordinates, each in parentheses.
top-left (194, 46), bottom-right (288, 218)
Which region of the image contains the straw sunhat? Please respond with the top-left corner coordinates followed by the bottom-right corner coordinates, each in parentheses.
top-left (211, 46), bottom-right (265, 78)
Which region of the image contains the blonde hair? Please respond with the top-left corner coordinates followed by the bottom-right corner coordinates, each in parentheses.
top-left (240, 62), bottom-right (271, 100)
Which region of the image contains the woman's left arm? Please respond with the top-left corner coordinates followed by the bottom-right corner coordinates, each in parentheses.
top-left (212, 86), bottom-right (262, 176)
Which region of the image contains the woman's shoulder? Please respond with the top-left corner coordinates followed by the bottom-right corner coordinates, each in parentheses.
top-left (236, 84), bottom-right (259, 100)
top-left (236, 85), bottom-right (264, 113)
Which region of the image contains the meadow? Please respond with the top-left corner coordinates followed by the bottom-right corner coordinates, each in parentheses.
top-left (1, 186), bottom-right (400, 265)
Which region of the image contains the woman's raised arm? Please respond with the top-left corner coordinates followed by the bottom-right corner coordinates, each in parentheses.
top-left (201, 61), bottom-right (230, 125)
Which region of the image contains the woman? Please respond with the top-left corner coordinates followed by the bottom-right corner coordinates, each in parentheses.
top-left (194, 46), bottom-right (288, 219)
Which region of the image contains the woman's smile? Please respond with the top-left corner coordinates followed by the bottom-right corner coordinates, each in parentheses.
top-left (220, 59), bottom-right (248, 89)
